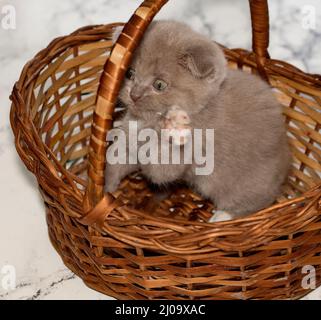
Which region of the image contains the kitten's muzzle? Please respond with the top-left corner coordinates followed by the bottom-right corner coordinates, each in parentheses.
top-left (130, 90), bottom-right (143, 102)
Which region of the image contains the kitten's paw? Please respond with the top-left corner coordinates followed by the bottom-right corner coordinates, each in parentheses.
top-left (166, 106), bottom-right (191, 126)
top-left (209, 210), bottom-right (233, 223)
top-left (164, 127), bottom-right (192, 146)
top-left (162, 106), bottom-right (191, 146)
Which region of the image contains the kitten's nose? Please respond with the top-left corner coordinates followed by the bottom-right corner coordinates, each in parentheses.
top-left (130, 89), bottom-right (143, 102)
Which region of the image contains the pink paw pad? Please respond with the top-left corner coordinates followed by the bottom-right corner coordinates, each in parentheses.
top-left (163, 106), bottom-right (191, 146)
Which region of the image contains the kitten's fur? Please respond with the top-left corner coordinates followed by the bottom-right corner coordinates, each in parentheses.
top-left (105, 21), bottom-right (291, 218)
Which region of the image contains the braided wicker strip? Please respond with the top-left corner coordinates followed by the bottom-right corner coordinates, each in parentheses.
top-left (86, 0), bottom-right (169, 207)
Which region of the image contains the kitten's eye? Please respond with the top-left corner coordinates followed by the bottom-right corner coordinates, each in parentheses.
top-left (153, 79), bottom-right (168, 91)
top-left (126, 68), bottom-right (135, 80)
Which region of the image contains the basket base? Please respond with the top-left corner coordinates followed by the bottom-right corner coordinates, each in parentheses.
top-left (46, 206), bottom-right (320, 300)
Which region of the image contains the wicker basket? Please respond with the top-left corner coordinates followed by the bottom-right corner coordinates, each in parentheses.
top-left (10, 0), bottom-right (321, 300)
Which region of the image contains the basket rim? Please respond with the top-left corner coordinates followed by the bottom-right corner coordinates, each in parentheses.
top-left (10, 22), bottom-right (321, 253)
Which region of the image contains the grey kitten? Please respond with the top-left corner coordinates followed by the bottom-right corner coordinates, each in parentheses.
top-left (105, 20), bottom-right (291, 220)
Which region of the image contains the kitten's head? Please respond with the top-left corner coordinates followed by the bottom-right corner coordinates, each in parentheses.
top-left (118, 21), bottom-right (227, 120)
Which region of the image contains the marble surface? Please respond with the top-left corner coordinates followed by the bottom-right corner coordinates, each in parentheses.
top-left (1, 0), bottom-right (321, 300)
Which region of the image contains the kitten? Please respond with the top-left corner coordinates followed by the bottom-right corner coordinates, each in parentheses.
top-left (105, 20), bottom-right (291, 220)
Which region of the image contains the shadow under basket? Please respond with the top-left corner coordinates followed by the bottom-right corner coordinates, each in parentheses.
top-left (10, 0), bottom-right (321, 299)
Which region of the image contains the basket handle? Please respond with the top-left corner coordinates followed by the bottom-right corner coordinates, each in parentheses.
top-left (249, 0), bottom-right (270, 80)
top-left (84, 0), bottom-right (270, 209)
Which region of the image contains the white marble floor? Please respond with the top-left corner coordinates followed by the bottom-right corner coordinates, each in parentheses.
top-left (0, 0), bottom-right (321, 300)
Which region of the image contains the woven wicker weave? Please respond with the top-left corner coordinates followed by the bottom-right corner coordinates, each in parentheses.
top-left (10, 0), bottom-right (321, 300)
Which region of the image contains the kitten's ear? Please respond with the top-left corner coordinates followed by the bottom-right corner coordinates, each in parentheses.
top-left (179, 42), bottom-right (227, 83)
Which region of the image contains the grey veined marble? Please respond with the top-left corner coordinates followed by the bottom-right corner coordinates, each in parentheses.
top-left (0, 0), bottom-right (321, 300)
